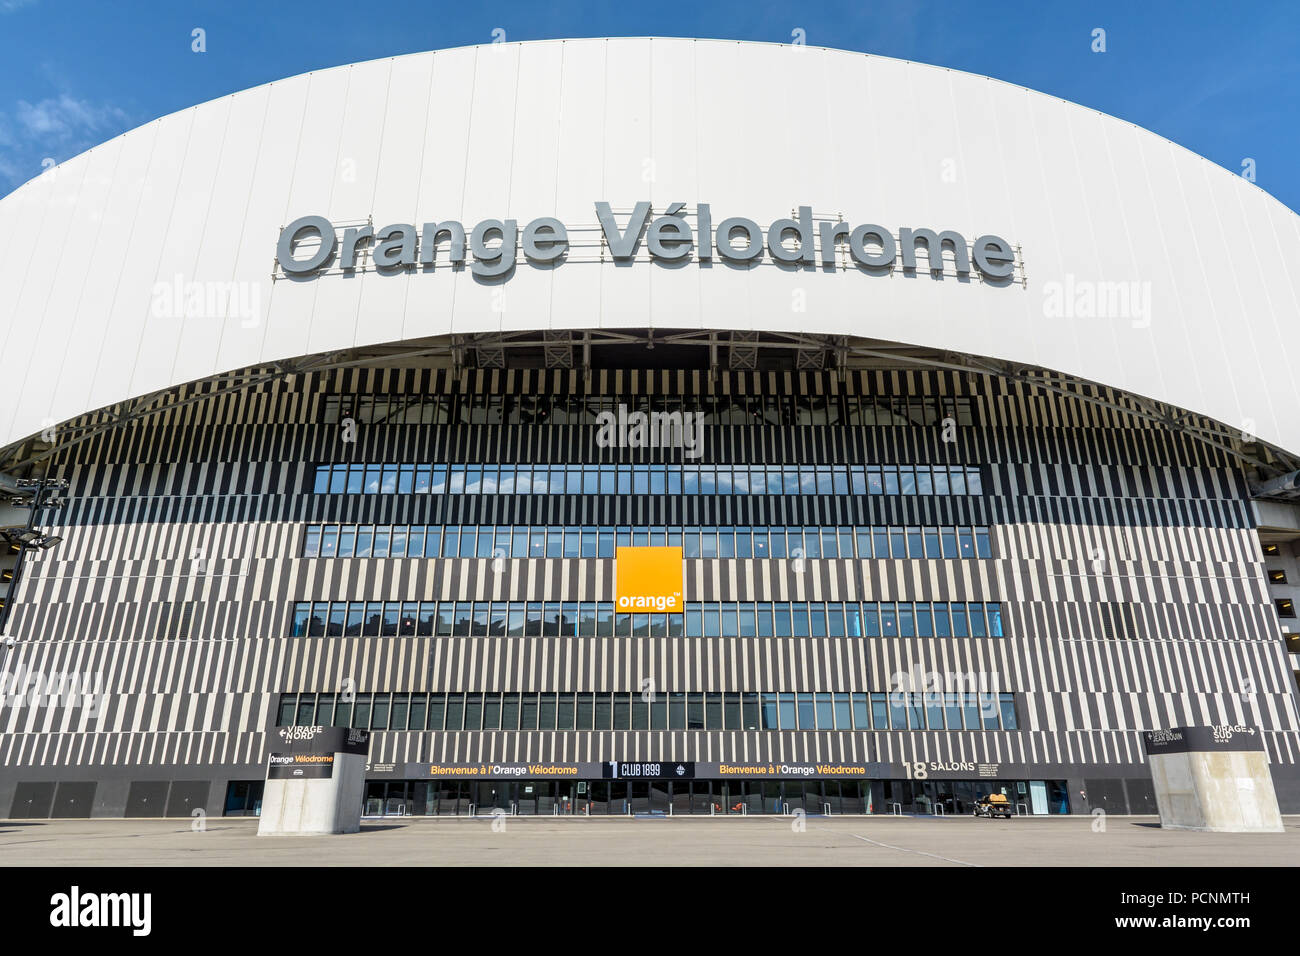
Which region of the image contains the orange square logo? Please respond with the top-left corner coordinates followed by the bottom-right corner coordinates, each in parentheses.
top-left (615, 546), bottom-right (684, 613)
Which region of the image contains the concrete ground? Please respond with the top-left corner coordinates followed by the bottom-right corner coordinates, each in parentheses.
top-left (1, 814), bottom-right (1298, 865)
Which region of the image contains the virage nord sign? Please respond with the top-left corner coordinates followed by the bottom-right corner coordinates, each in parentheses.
top-left (276, 202), bottom-right (1018, 280)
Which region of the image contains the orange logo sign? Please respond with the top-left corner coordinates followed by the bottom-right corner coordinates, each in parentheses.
top-left (615, 546), bottom-right (684, 613)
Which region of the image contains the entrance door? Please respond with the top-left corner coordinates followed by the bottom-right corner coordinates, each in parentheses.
top-left (839, 782), bottom-right (863, 814)
top-left (803, 781), bottom-right (825, 814)
top-left (384, 781), bottom-right (410, 816)
top-left (411, 781), bottom-right (436, 816)
top-left (554, 781), bottom-right (573, 814)
top-left (517, 781), bottom-right (537, 815)
top-left (433, 780), bottom-right (460, 815)
top-left (9, 782), bottom-right (54, 819)
top-left (222, 781), bottom-right (263, 818)
top-left (128, 781), bottom-right (169, 818)
top-left (588, 781), bottom-right (610, 814)
top-left (1013, 780), bottom-right (1031, 815)
top-left (532, 781), bottom-right (554, 815)
top-left (783, 781), bottom-right (806, 813)
top-left (952, 781), bottom-right (976, 815)
top-left (670, 781), bottom-right (692, 815)
top-left (574, 780), bottom-right (591, 814)
top-left (608, 781), bottom-right (629, 815)
top-left (649, 779), bottom-right (670, 814)
top-left (363, 781), bottom-right (385, 816)
top-left (50, 782), bottom-right (97, 819)
top-left (474, 782), bottom-right (513, 813)
top-left (691, 781), bottom-right (718, 814)
top-left (1030, 781), bottom-right (1048, 815)
top-left (722, 781), bottom-right (754, 814)
top-left (762, 781), bottom-right (782, 814)
top-left (911, 781), bottom-right (934, 814)
top-left (628, 781), bottom-right (650, 814)
top-left (823, 782), bottom-right (842, 814)
top-left (933, 781), bottom-right (957, 816)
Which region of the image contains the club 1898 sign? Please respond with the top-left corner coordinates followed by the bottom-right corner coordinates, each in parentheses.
top-left (276, 201), bottom-right (1018, 281)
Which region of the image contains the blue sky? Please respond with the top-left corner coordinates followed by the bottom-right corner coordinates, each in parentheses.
top-left (1, 0), bottom-right (1297, 209)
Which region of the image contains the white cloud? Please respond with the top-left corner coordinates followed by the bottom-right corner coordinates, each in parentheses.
top-left (0, 154), bottom-right (23, 184)
top-left (15, 94), bottom-right (126, 142)
top-left (0, 0), bottom-right (39, 13)
top-left (0, 94), bottom-right (130, 196)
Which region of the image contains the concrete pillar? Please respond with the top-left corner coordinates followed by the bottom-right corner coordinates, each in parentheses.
top-left (257, 727), bottom-right (371, 836)
top-left (1143, 726), bottom-right (1283, 833)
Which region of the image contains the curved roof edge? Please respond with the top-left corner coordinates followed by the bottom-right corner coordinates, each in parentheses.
top-left (3, 37), bottom-right (1294, 219)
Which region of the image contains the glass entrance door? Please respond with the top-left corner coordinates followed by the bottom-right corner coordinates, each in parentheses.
top-left (670, 781), bottom-right (691, 815)
top-left (519, 781), bottom-right (548, 815)
top-left (691, 781), bottom-right (720, 814)
top-left (649, 780), bottom-right (670, 814)
top-left (1030, 780), bottom-right (1048, 815)
top-left (384, 781), bottom-right (410, 816)
top-left (783, 781), bottom-right (807, 813)
top-left (628, 781), bottom-right (650, 814)
top-left (762, 781), bottom-right (782, 813)
top-left (473, 781), bottom-right (513, 813)
top-left (608, 781), bottom-right (629, 814)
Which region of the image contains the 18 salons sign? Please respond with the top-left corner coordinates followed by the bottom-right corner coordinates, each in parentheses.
top-left (276, 202), bottom-right (1017, 280)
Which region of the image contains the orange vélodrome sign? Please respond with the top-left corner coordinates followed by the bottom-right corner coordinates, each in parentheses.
top-left (615, 546), bottom-right (684, 613)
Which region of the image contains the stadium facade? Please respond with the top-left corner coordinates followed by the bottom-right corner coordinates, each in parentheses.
top-left (1, 38), bottom-right (1299, 819)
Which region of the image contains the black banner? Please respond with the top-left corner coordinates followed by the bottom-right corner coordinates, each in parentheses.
top-left (1143, 726), bottom-right (1264, 755)
top-left (0, 866), bottom-right (1275, 941)
top-left (267, 753), bottom-right (335, 779)
top-left (603, 761), bottom-right (695, 780)
top-left (269, 725), bottom-right (371, 756)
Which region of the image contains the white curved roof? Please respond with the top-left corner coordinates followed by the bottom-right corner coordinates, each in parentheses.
top-left (2, 37), bottom-right (1299, 453)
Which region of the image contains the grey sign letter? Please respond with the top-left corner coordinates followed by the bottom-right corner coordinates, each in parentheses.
top-left (277, 216), bottom-right (337, 275)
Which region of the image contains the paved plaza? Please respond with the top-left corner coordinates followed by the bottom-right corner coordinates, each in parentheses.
top-left (1, 815), bottom-right (1297, 866)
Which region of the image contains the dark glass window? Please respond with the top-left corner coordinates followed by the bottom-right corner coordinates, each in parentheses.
top-left (687, 693), bottom-right (704, 729)
top-left (999, 693), bottom-right (1018, 730)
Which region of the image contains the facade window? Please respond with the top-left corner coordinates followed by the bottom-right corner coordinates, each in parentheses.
top-left (310, 461), bottom-right (986, 498)
top-left (1276, 599), bottom-right (1296, 619)
top-left (301, 521), bottom-right (995, 560)
top-left (277, 598), bottom-right (997, 642)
